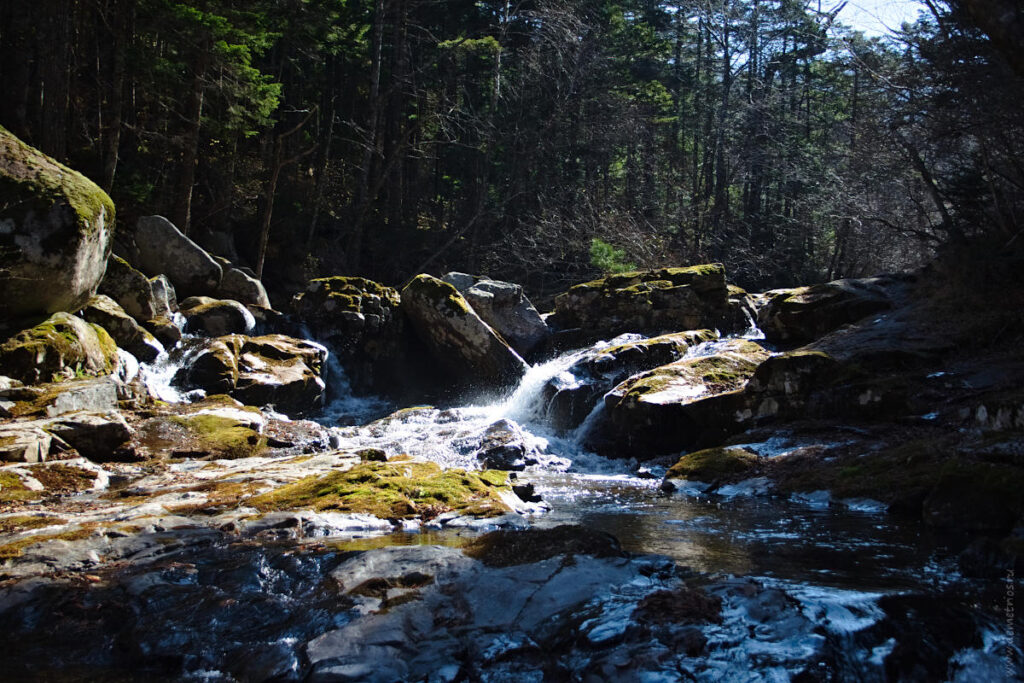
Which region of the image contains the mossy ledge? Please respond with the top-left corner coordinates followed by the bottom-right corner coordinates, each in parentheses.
top-left (249, 460), bottom-right (511, 520)
top-left (666, 446), bottom-right (759, 481)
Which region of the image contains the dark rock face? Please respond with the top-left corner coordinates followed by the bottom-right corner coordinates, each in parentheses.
top-left (45, 411), bottom-right (133, 462)
top-left (756, 276), bottom-right (904, 346)
top-left (400, 274), bottom-right (527, 391)
top-left (132, 215), bottom-right (223, 298)
top-left (0, 126), bottom-right (115, 321)
top-left (550, 264), bottom-right (735, 345)
top-left (475, 419), bottom-right (532, 470)
top-left (442, 272), bottom-right (550, 357)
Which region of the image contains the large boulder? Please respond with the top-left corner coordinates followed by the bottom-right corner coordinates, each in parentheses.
top-left (292, 276), bottom-right (412, 394)
top-left (132, 215), bottom-right (222, 298)
top-left (218, 267), bottom-right (271, 309)
top-left (0, 312), bottom-right (119, 384)
top-left (98, 254), bottom-right (161, 323)
top-left (0, 126), bottom-right (115, 321)
top-left (45, 411), bottom-right (133, 462)
top-left (400, 274), bottom-right (527, 390)
top-left (594, 339), bottom-right (771, 456)
top-left (180, 334), bottom-right (327, 415)
top-left (80, 295), bottom-right (163, 362)
top-left (757, 276), bottom-right (904, 346)
top-left (550, 264), bottom-right (734, 345)
top-left (179, 296), bottom-right (256, 337)
top-left (442, 273), bottom-right (550, 357)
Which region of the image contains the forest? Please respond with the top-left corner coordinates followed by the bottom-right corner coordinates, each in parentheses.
top-left (2, 0), bottom-right (1022, 300)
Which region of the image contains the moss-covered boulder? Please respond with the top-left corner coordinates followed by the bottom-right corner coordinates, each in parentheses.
top-left (80, 294), bottom-right (163, 362)
top-left (922, 459), bottom-right (1024, 531)
top-left (595, 339), bottom-right (771, 456)
top-left (0, 312), bottom-right (119, 384)
top-left (0, 125), bottom-right (115, 320)
top-left (545, 330), bottom-right (718, 431)
top-left (757, 276), bottom-right (901, 346)
top-left (401, 274), bottom-right (527, 390)
top-left (550, 264), bottom-right (734, 345)
top-left (170, 407), bottom-right (268, 460)
top-left (292, 276), bottom-right (415, 394)
top-left (132, 215), bottom-right (222, 298)
top-left (665, 446), bottom-right (759, 483)
top-left (180, 296), bottom-right (255, 337)
top-left (248, 460), bottom-right (512, 520)
top-left (97, 254), bottom-right (162, 323)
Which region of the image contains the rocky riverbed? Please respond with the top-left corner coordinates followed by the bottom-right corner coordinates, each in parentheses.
top-left (1, 125), bottom-right (1022, 680)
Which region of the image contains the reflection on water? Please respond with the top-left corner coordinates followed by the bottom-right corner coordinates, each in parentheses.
top-left (527, 472), bottom-right (955, 592)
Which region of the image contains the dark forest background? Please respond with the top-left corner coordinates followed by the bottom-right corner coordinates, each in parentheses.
top-left (2, 0), bottom-right (1022, 300)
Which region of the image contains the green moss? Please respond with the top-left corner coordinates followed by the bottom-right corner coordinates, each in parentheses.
top-left (0, 514), bottom-right (67, 534)
top-left (170, 414), bottom-right (267, 459)
top-left (0, 125), bottom-right (115, 233)
top-left (248, 461), bottom-right (511, 520)
top-left (0, 523), bottom-right (96, 560)
top-left (626, 346), bottom-right (766, 400)
top-left (0, 470), bottom-right (38, 503)
top-left (404, 275), bottom-right (472, 316)
top-left (666, 447), bottom-right (758, 481)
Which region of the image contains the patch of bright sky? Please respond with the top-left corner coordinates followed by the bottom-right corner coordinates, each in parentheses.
top-left (832, 0), bottom-right (926, 36)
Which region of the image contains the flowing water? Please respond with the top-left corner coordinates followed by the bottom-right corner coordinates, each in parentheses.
top-left (60, 331), bottom-right (1023, 680)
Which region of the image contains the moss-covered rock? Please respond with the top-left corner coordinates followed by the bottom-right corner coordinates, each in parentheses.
top-left (596, 339), bottom-right (771, 456)
top-left (442, 273), bottom-right (550, 357)
top-left (170, 411), bottom-right (267, 460)
top-left (0, 125), bottom-right (115, 320)
top-left (545, 330), bottom-right (719, 431)
top-left (80, 294), bottom-right (163, 362)
top-left (248, 460), bottom-right (512, 520)
top-left (0, 312), bottom-right (119, 384)
top-left (665, 446), bottom-right (759, 482)
top-left (550, 264), bottom-right (734, 344)
top-left (97, 254), bottom-right (162, 323)
top-left (401, 274), bottom-right (527, 390)
top-left (292, 276), bottom-right (411, 394)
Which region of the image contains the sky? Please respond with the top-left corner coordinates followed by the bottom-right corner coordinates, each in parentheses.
top-left (833, 0), bottom-right (926, 36)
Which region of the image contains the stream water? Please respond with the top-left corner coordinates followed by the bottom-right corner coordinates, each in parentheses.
top-left (4, 331), bottom-right (1020, 681)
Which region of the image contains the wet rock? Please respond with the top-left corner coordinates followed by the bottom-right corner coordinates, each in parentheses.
top-left (757, 276), bottom-right (904, 346)
top-left (546, 330), bottom-right (718, 431)
top-left (0, 125), bottom-right (114, 320)
top-left (80, 294), bottom-right (163, 362)
top-left (463, 525), bottom-right (625, 566)
top-left (664, 446), bottom-right (760, 484)
top-left (0, 312), bottom-right (119, 384)
top-left (179, 296), bottom-right (255, 336)
top-left (401, 274), bottom-right (527, 390)
top-left (132, 215), bottom-right (223, 298)
top-left (142, 315), bottom-right (182, 347)
top-left (292, 276), bottom-right (413, 394)
top-left (183, 338), bottom-right (239, 394)
top-left (475, 419), bottom-right (532, 470)
top-left (597, 339), bottom-right (771, 456)
top-left (550, 264), bottom-right (734, 345)
top-left (442, 272), bottom-right (550, 357)
top-left (45, 411), bottom-right (133, 462)
top-left (147, 274), bottom-right (176, 318)
top-left (218, 267), bottom-right (271, 309)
